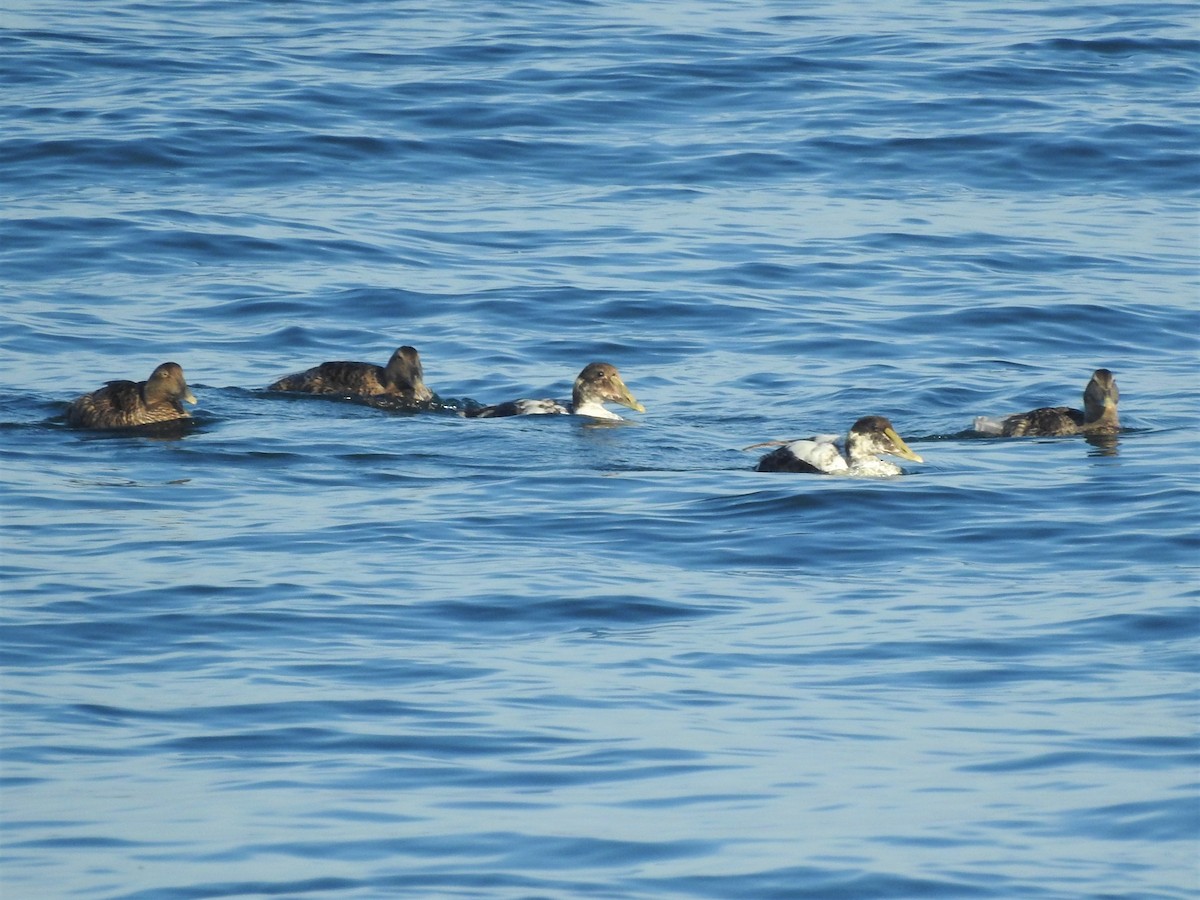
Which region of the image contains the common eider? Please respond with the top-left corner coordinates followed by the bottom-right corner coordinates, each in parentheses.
top-left (268, 346), bottom-right (433, 403)
top-left (750, 415), bottom-right (924, 476)
top-left (66, 362), bottom-right (197, 429)
top-left (465, 362), bottom-right (644, 421)
top-left (973, 369), bottom-right (1119, 437)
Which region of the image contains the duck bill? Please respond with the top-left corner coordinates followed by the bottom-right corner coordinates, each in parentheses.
top-left (414, 382), bottom-right (434, 403)
top-left (885, 427), bottom-right (922, 462)
top-left (183, 388), bottom-right (198, 405)
top-left (614, 380), bottom-right (644, 413)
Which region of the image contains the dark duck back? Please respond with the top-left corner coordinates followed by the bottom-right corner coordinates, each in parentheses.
top-left (269, 346), bottom-right (433, 402)
top-left (754, 445), bottom-right (825, 474)
top-left (1001, 406), bottom-right (1085, 437)
top-left (66, 362), bottom-right (197, 429)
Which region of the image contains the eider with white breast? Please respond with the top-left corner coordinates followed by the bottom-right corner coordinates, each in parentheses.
top-left (269, 345), bottom-right (433, 403)
top-left (66, 362), bottom-right (197, 429)
top-left (750, 415), bottom-right (924, 476)
top-left (465, 362), bottom-right (644, 420)
top-left (973, 368), bottom-right (1119, 437)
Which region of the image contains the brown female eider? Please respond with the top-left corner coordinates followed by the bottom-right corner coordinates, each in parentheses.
top-left (66, 362), bottom-right (197, 429)
top-left (268, 346), bottom-right (433, 403)
top-left (973, 369), bottom-right (1120, 437)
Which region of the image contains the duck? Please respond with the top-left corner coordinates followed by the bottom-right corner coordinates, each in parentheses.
top-left (749, 415), bottom-right (924, 476)
top-left (268, 345), bottom-right (433, 403)
top-left (973, 368), bottom-right (1119, 437)
top-left (465, 362), bottom-right (644, 420)
top-left (66, 362), bottom-right (197, 429)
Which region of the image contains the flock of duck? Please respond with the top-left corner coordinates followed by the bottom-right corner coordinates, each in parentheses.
top-left (64, 347), bottom-right (1121, 477)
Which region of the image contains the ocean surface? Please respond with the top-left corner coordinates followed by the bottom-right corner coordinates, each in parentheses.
top-left (2, 1), bottom-right (1198, 897)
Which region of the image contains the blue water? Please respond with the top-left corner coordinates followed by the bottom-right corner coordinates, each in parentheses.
top-left (2, 1), bottom-right (1198, 897)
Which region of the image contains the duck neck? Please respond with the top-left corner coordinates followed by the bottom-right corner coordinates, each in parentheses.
top-left (843, 433), bottom-right (873, 465)
top-left (141, 380), bottom-right (166, 405)
top-left (1084, 399), bottom-right (1118, 429)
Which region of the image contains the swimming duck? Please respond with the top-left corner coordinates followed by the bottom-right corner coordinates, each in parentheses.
top-left (66, 362), bottom-right (197, 429)
top-left (750, 415), bottom-right (924, 476)
top-left (268, 345), bottom-right (433, 403)
top-left (465, 362), bottom-right (644, 420)
top-left (973, 369), bottom-right (1119, 437)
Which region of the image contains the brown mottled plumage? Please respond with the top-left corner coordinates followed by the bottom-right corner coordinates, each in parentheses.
top-left (465, 362), bottom-right (644, 420)
top-left (268, 346), bottom-right (433, 403)
top-left (976, 369), bottom-right (1120, 437)
top-left (66, 362), bottom-right (197, 429)
top-left (1001, 406), bottom-right (1087, 436)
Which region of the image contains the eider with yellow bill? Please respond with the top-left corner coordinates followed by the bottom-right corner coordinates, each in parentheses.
top-left (749, 415), bottom-right (924, 476)
top-left (466, 362), bottom-right (644, 421)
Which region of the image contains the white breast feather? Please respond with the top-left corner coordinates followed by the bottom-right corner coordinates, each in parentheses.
top-left (572, 400), bottom-right (621, 420)
top-left (848, 457), bottom-right (902, 477)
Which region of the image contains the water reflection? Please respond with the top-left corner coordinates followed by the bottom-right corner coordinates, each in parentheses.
top-left (1086, 433), bottom-right (1120, 456)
